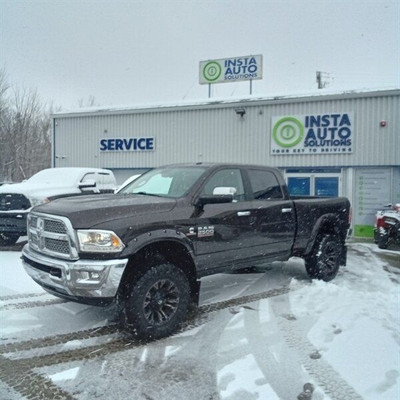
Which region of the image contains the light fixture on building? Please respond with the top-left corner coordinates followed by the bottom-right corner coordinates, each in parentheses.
top-left (235, 108), bottom-right (246, 117)
top-left (380, 120), bottom-right (387, 127)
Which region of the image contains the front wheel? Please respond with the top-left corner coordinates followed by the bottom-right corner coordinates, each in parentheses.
top-left (0, 233), bottom-right (19, 246)
top-left (305, 234), bottom-right (342, 282)
top-left (121, 263), bottom-right (190, 340)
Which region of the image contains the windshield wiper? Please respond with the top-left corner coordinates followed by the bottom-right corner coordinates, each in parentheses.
top-left (134, 191), bottom-right (165, 197)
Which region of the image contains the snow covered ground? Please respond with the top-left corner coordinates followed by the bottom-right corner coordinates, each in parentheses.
top-left (0, 242), bottom-right (399, 400)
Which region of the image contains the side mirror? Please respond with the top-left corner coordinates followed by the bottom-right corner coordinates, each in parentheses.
top-left (212, 186), bottom-right (237, 196)
top-left (195, 194), bottom-right (234, 207)
top-left (79, 179), bottom-right (97, 190)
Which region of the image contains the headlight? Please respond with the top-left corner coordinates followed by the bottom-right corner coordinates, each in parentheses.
top-left (30, 197), bottom-right (50, 207)
top-left (77, 230), bottom-right (125, 253)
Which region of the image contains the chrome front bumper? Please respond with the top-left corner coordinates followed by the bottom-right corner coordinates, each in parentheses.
top-left (22, 244), bottom-right (128, 301)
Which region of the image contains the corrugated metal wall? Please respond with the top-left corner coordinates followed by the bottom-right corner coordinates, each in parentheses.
top-left (54, 90), bottom-right (400, 169)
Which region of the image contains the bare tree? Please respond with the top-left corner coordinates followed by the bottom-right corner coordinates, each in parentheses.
top-left (0, 69), bottom-right (51, 182)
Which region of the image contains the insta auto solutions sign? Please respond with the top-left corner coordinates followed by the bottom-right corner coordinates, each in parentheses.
top-left (271, 113), bottom-right (353, 155)
top-left (199, 55), bottom-right (263, 84)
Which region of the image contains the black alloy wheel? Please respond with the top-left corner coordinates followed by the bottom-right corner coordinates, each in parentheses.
top-left (305, 234), bottom-right (342, 282)
top-left (121, 263), bottom-right (190, 340)
top-left (143, 278), bottom-right (180, 326)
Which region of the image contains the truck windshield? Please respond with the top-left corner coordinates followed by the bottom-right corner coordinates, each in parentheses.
top-left (117, 167), bottom-right (206, 198)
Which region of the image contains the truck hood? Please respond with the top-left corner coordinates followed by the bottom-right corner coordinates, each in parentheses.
top-left (33, 194), bottom-right (177, 228)
top-left (0, 182), bottom-right (80, 199)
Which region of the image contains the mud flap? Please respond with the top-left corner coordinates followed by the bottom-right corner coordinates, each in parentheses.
top-left (191, 279), bottom-right (201, 305)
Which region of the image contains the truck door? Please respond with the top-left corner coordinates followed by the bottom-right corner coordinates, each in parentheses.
top-left (193, 168), bottom-right (255, 272)
top-left (245, 168), bottom-right (296, 259)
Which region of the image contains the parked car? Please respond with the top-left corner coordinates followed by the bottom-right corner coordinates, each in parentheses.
top-left (0, 167), bottom-right (116, 245)
top-left (22, 163), bottom-right (350, 339)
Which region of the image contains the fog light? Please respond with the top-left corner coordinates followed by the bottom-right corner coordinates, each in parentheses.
top-left (78, 271), bottom-right (90, 280)
top-left (75, 269), bottom-right (103, 284)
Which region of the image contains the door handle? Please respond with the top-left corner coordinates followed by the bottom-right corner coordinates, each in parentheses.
top-left (281, 208), bottom-right (292, 213)
top-left (237, 211), bottom-right (251, 217)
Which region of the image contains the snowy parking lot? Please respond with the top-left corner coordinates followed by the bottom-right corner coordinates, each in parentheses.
top-left (0, 241), bottom-right (399, 400)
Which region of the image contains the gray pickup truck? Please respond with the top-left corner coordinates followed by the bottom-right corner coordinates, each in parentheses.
top-left (22, 163), bottom-right (351, 339)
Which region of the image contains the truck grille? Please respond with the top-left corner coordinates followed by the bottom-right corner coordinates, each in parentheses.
top-left (44, 237), bottom-right (70, 254)
top-left (28, 213), bottom-right (78, 260)
top-left (44, 219), bottom-right (67, 234)
top-left (0, 193), bottom-right (31, 211)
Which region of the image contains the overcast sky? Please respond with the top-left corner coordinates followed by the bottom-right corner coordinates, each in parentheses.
top-left (1, 0), bottom-right (399, 110)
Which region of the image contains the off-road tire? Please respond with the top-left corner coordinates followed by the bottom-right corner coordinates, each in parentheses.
top-left (377, 235), bottom-right (389, 249)
top-left (0, 233), bottom-right (19, 246)
top-left (305, 234), bottom-right (342, 282)
top-left (121, 263), bottom-right (190, 340)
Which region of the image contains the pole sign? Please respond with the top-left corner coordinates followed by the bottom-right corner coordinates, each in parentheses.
top-left (271, 113), bottom-right (353, 155)
top-left (199, 55), bottom-right (263, 84)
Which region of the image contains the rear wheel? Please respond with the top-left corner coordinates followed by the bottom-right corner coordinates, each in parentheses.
top-left (121, 263), bottom-right (190, 340)
top-left (305, 234), bottom-right (342, 282)
top-left (0, 233), bottom-right (19, 246)
top-left (378, 235), bottom-right (389, 249)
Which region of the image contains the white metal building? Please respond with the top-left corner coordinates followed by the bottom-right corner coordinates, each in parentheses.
top-left (52, 89), bottom-right (400, 237)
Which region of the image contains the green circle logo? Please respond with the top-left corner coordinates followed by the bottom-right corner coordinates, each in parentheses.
top-left (203, 61), bottom-right (222, 82)
top-left (273, 117), bottom-right (304, 148)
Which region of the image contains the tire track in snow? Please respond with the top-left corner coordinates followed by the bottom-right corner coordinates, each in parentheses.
top-left (0, 292), bottom-right (47, 301)
top-left (0, 285), bottom-right (291, 355)
top-left (274, 311), bottom-right (364, 400)
top-left (269, 286), bottom-right (365, 400)
top-left (0, 355), bottom-right (75, 400)
top-left (0, 298), bottom-right (67, 311)
top-left (0, 285), bottom-right (296, 400)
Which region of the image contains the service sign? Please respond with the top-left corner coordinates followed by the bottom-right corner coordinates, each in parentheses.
top-left (271, 113), bottom-right (353, 155)
top-left (199, 55), bottom-right (263, 84)
top-left (100, 137), bottom-right (154, 151)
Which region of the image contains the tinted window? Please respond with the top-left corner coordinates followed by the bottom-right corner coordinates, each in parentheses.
top-left (202, 169), bottom-right (245, 202)
top-left (81, 173), bottom-right (95, 183)
top-left (248, 170), bottom-right (283, 200)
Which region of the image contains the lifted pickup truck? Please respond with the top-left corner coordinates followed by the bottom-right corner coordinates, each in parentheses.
top-left (22, 164), bottom-right (350, 339)
top-left (0, 167), bottom-right (116, 245)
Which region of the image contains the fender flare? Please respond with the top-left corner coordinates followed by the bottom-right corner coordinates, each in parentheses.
top-left (120, 228), bottom-right (196, 261)
top-left (304, 213), bottom-right (342, 256)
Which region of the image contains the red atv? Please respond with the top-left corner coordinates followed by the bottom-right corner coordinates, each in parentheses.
top-left (374, 203), bottom-right (400, 249)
